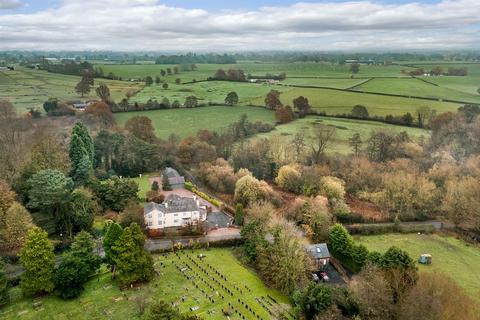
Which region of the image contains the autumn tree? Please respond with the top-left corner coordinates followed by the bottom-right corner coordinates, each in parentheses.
top-left (442, 176), bottom-right (480, 231)
top-left (275, 106), bottom-right (294, 124)
top-left (275, 165), bottom-right (302, 193)
top-left (96, 83), bottom-right (111, 102)
top-left (70, 188), bottom-right (97, 233)
top-left (84, 101), bottom-right (116, 128)
top-left (0, 202), bottom-right (34, 253)
top-left (125, 116), bottom-right (157, 143)
top-left (75, 74), bottom-right (93, 97)
top-left (112, 223), bottom-right (154, 287)
top-left (19, 227), bottom-right (55, 295)
top-left (293, 96), bottom-right (311, 118)
top-left (264, 90), bottom-right (282, 110)
top-left (119, 201), bottom-right (145, 228)
top-left (225, 91), bottom-right (239, 106)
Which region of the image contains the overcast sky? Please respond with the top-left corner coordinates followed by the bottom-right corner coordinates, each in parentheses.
top-left (0, 0), bottom-right (479, 51)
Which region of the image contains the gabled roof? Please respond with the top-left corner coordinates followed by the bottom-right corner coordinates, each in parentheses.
top-left (144, 194), bottom-right (199, 215)
top-left (308, 243), bottom-right (331, 259)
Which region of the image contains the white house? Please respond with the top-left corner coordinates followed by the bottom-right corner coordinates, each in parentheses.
top-left (144, 194), bottom-right (207, 229)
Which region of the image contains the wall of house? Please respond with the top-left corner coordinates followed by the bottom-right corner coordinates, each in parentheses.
top-left (145, 208), bottom-right (206, 229)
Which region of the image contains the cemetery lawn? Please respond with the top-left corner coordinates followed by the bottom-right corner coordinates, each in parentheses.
top-left (2, 249), bottom-right (291, 320)
top-left (356, 233), bottom-right (480, 300)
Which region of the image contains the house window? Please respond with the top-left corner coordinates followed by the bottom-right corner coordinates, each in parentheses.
top-left (174, 213), bottom-right (178, 217)
top-left (147, 213), bottom-right (152, 219)
top-left (174, 219), bottom-right (179, 223)
top-left (147, 222), bottom-right (152, 226)
top-left (158, 220), bottom-right (162, 225)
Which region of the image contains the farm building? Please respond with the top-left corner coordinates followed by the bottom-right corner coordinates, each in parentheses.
top-left (307, 243), bottom-right (331, 269)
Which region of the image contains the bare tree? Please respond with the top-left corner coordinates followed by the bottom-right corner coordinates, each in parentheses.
top-left (309, 123), bottom-right (335, 164)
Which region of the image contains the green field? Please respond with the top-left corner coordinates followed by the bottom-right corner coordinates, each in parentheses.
top-left (281, 77), bottom-right (367, 89)
top-left (356, 233), bottom-right (480, 299)
top-left (131, 173), bottom-right (157, 200)
top-left (131, 81), bottom-right (289, 105)
top-left (115, 106), bottom-right (276, 139)
top-left (0, 67), bottom-right (143, 113)
top-left (252, 87), bottom-right (460, 117)
top-left (255, 116), bottom-right (429, 154)
top-left (353, 78), bottom-right (480, 103)
top-left (1, 249), bottom-right (290, 320)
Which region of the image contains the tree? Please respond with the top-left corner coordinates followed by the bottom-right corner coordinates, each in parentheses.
top-left (294, 283), bottom-right (332, 320)
top-left (225, 91), bottom-right (239, 106)
top-left (349, 133), bottom-right (362, 156)
top-left (309, 124), bottom-right (336, 164)
top-left (43, 98), bottom-right (59, 114)
top-left (160, 70), bottom-right (166, 77)
top-left (145, 76), bottom-right (153, 86)
top-left (264, 90), bottom-right (282, 110)
top-left (0, 202), bottom-right (34, 253)
top-left (162, 172), bottom-right (172, 191)
top-left (416, 106), bottom-right (435, 128)
top-left (443, 176), bottom-right (480, 231)
top-left (84, 101), bottom-right (116, 128)
top-left (145, 300), bottom-right (201, 320)
top-left (96, 83), bottom-right (111, 102)
top-left (275, 106), bottom-right (294, 124)
top-left (125, 116), bottom-right (157, 143)
top-left (379, 246), bottom-right (418, 303)
top-left (69, 122), bottom-right (94, 185)
top-left (213, 69), bottom-right (227, 80)
top-left (351, 105), bottom-right (369, 119)
top-left (19, 227), bottom-right (55, 295)
top-left (112, 223), bottom-right (154, 287)
top-left (175, 78), bottom-right (181, 85)
top-left (151, 181), bottom-right (159, 191)
top-left (241, 219), bottom-right (267, 263)
top-left (162, 83), bottom-right (169, 90)
top-left (0, 179), bottom-right (16, 219)
top-left (293, 96), bottom-right (311, 118)
top-left (234, 175), bottom-right (267, 207)
top-left (0, 260), bottom-right (7, 306)
top-left (155, 76), bottom-right (161, 84)
top-left (70, 188), bottom-right (97, 233)
top-left (94, 176), bottom-right (139, 212)
top-left (275, 165), bottom-right (302, 193)
top-left (119, 201), bottom-right (145, 228)
top-left (184, 96), bottom-right (198, 108)
top-left (27, 170), bottom-right (74, 235)
top-left (173, 66), bottom-right (179, 74)
top-left (350, 63), bottom-right (360, 74)
top-left (55, 231), bottom-right (100, 299)
top-left (234, 203), bottom-right (244, 226)
top-left (75, 75), bottom-right (92, 97)
top-left (103, 222), bottom-right (123, 274)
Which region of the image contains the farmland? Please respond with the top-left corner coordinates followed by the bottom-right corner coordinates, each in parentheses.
top-left (356, 233), bottom-right (480, 300)
top-left (255, 116), bottom-right (429, 154)
top-left (115, 105), bottom-right (276, 139)
top-left (0, 67), bottom-right (142, 113)
top-left (1, 248), bottom-right (290, 320)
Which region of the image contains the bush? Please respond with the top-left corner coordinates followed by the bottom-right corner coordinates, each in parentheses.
top-left (184, 182), bottom-right (223, 207)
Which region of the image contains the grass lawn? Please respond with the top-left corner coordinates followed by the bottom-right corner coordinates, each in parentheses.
top-left (114, 106), bottom-right (276, 139)
top-left (1, 249), bottom-right (291, 320)
top-left (356, 233), bottom-right (480, 299)
top-left (131, 173), bottom-right (158, 200)
top-left (281, 77), bottom-right (367, 89)
top-left (253, 87), bottom-right (461, 117)
top-left (254, 116), bottom-right (429, 154)
top-left (0, 67), bottom-right (143, 113)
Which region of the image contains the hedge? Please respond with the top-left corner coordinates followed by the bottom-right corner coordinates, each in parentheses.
top-left (185, 181), bottom-right (223, 208)
top-left (346, 223), bottom-right (435, 235)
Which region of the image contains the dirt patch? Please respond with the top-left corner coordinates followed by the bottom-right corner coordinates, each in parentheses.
top-left (346, 195), bottom-right (389, 223)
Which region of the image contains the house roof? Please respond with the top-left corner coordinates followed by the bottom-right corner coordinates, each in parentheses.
top-left (169, 176), bottom-right (185, 185)
top-left (165, 167), bottom-right (181, 178)
top-left (144, 194), bottom-right (199, 215)
top-left (308, 243), bottom-right (331, 259)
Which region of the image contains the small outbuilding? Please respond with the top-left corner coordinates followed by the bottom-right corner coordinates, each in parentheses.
top-left (418, 254), bottom-right (432, 265)
top-left (307, 243), bottom-right (331, 269)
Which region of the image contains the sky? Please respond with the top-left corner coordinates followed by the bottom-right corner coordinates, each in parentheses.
top-left (0, 0), bottom-right (479, 51)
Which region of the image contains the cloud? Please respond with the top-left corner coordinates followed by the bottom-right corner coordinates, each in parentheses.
top-left (0, 0), bottom-right (22, 10)
top-left (0, 0), bottom-right (479, 51)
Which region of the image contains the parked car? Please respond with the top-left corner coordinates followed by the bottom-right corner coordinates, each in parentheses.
top-left (320, 272), bottom-right (329, 282)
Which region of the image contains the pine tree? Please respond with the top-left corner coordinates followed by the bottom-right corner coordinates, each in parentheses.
top-left (19, 227), bottom-right (55, 295)
top-left (112, 223), bottom-right (154, 287)
top-left (235, 203), bottom-right (244, 226)
top-left (162, 173), bottom-right (172, 191)
top-left (69, 123), bottom-right (94, 185)
top-left (103, 222), bottom-right (123, 274)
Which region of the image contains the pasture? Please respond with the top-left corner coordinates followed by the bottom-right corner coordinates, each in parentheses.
top-left (254, 116), bottom-right (429, 154)
top-left (1, 249), bottom-right (290, 320)
top-left (114, 105), bottom-right (276, 139)
top-left (0, 67), bottom-right (142, 113)
top-left (356, 233), bottom-right (480, 300)
top-left (252, 87), bottom-right (460, 117)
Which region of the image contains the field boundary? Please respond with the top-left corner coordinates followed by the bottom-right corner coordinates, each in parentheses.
top-left (345, 77), bottom-right (374, 90)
